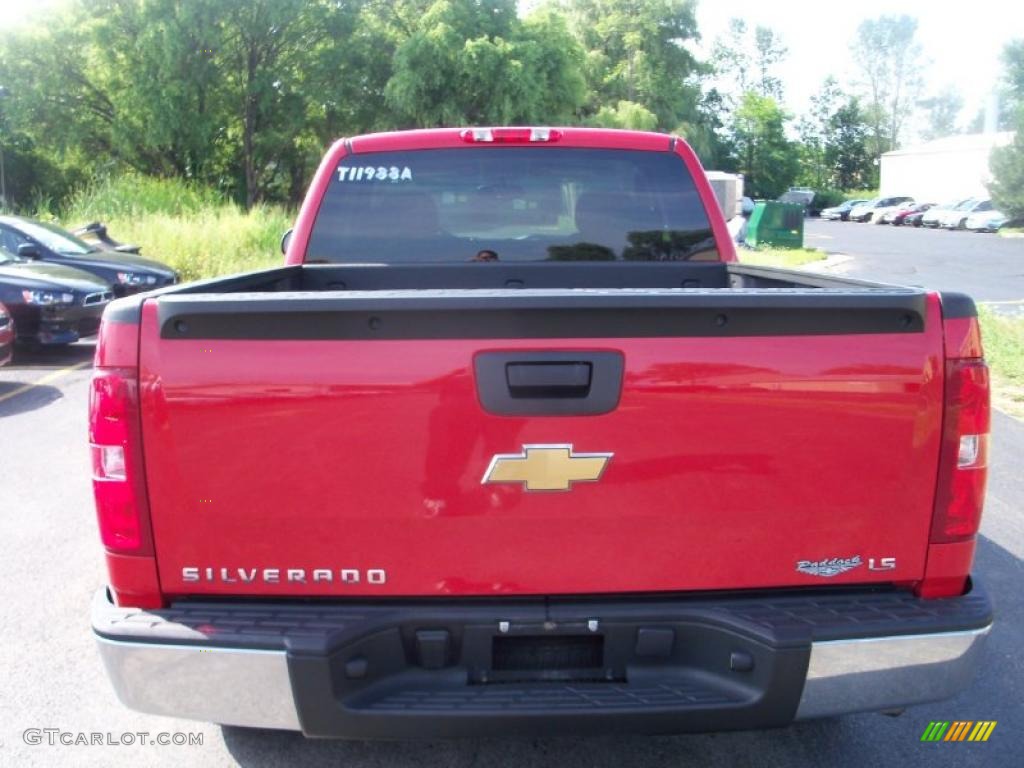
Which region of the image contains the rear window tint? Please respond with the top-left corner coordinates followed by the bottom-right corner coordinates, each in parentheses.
top-left (306, 148), bottom-right (718, 263)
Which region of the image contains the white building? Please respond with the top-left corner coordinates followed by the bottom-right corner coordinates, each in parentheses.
top-left (879, 132), bottom-right (1014, 203)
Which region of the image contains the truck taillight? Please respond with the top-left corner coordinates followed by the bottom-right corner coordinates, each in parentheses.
top-left (931, 359), bottom-right (990, 543)
top-left (89, 368), bottom-right (152, 554)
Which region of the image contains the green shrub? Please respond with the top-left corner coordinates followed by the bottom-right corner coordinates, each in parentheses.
top-left (63, 173), bottom-right (228, 219)
top-left (811, 188), bottom-right (845, 210)
top-left (843, 187), bottom-right (878, 200)
top-left (89, 206), bottom-right (294, 282)
top-left (989, 122), bottom-right (1024, 220)
top-left (42, 175), bottom-right (295, 282)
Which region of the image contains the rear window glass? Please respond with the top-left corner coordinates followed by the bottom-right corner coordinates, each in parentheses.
top-left (306, 148), bottom-right (718, 263)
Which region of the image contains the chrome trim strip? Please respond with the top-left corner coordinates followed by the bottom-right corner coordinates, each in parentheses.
top-left (795, 625), bottom-right (991, 719)
top-left (95, 637), bottom-right (301, 730)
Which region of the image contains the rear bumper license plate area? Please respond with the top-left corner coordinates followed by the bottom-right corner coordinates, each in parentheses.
top-left (92, 583), bottom-right (992, 738)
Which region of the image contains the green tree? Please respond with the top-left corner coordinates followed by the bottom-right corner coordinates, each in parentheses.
top-left (989, 130), bottom-right (1024, 220)
top-left (919, 87), bottom-right (963, 141)
top-left (710, 19), bottom-right (753, 94)
top-left (0, 0), bottom-right (361, 207)
top-left (558, 0), bottom-right (703, 130)
top-left (825, 97), bottom-right (875, 189)
top-left (999, 39), bottom-right (1024, 123)
top-left (710, 19), bottom-right (787, 102)
top-left (588, 100), bottom-right (658, 130)
top-left (753, 26), bottom-right (786, 100)
top-left (707, 20), bottom-right (789, 174)
top-left (385, 1), bottom-right (585, 126)
top-left (731, 91), bottom-right (798, 198)
top-left (216, 0), bottom-right (349, 207)
top-left (851, 14), bottom-right (924, 155)
top-left (0, 8), bottom-right (122, 172)
top-left (796, 77), bottom-right (843, 189)
top-left (989, 40), bottom-right (1024, 220)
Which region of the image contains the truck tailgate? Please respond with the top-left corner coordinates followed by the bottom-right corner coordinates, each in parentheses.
top-left (138, 289), bottom-right (945, 597)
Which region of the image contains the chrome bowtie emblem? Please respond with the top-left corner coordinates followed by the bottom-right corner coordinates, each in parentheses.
top-left (482, 444), bottom-right (612, 492)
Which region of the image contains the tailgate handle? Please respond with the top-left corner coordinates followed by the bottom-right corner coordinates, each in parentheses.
top-left (506, 362), bottom-right (592, 398)
top-left (475, 351), bottom-right (623, 416)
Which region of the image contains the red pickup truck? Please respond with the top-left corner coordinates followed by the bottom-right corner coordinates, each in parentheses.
top-left (90, 127), bottom-right (992, 738)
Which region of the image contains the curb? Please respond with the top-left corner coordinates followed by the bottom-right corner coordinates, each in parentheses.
top-left (803, 253), bottom-right (854, 272)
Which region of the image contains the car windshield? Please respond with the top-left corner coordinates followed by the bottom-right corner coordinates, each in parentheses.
top-left (7, 218), bottom-right (96, 255)
top-left (307, 147), bottom-right (719, 263)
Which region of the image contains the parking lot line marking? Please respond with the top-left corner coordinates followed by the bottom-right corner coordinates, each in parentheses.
top-left (0, 361), bottom-right (91, 404)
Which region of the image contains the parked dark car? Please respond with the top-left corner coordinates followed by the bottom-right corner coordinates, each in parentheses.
top-left (0, 216), bottom-right (177, 297)
top-left (820, 199), bottom-right (870, 221)
top-left (890, 202), bottom-right (934, 226)
top-left (0, 301), bottom-right (13, 366)
top-left (902, 209), bottom-right (930, 227)
top-left (0, 244), bottom-right (113, 346)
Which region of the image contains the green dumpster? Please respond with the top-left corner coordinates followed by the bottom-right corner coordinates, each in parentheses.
top-left (746, 201), bottom-right (804, 248)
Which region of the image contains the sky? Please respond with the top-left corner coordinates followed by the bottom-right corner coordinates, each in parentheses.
top-left (695, 0), bottom-right (1023, 140)
top-left (2, 0), bottom-right (1022, 142)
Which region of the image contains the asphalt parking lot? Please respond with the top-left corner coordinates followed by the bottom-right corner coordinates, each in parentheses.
top-left (805, 218), bottom-right (1024, 308)
top-left (1, 227), bottom-right (1022, 766)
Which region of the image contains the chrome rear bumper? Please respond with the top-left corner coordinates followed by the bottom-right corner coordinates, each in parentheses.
top-left (92, 586), bottom-right (991, 735)
top-left (795, 626), bottom-right (990, 719)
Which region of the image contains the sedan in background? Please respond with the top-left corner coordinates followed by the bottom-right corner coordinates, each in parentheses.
top-left (820, 199), bottom-right (870, 221)
top-left (940, 199), bottom-right (994, 229)
top-left (0, 216), bottom-right (177, 297)
top-left (0, 301), bottom-right (13, 366)
top-left (886, 202), bottom-right (935, 225)
top-left (965, 210), bottom-right (1009, 232)
top-left (871, 197), bottom-right (918, 224)
top-left (0, 245), bottom-right (113, 346)
top-left (849, 196), bottom-right (914, 222)
top-left (922, 198), bottom-right (975, 227)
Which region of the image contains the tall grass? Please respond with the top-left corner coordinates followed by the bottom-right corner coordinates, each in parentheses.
top-left (42, 175), bottom-right (294, 282)
top-left (738, 246), bottom-right (827, 268)
top-left (979, 307), bottom-right (1024, 418)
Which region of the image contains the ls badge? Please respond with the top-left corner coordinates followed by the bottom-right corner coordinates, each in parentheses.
top-left (482, 444), bottom-right (612, 491)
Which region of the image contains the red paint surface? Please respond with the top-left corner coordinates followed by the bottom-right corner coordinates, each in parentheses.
top-left (942, 316), bottom-right (984, 360)
top-left (93, 129), bottom-right (991, 605)
top-left (138, 298), bottom-right (949, 598)
top-left (0, 302), bottom-right (13, 366)
top-left (94, 319), bottom-right (140, 368)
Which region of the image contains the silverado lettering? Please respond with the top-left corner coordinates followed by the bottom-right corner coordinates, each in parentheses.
top-left (181, 567), bottom-right (387, 584)
top-left (90, 127), bottom-right (993, 740)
